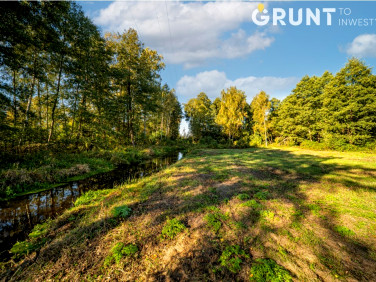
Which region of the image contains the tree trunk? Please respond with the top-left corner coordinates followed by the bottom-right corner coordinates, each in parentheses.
top-left (48, 56), bottom-right (63, 143)
top-left (12, 71), bottom-right (17, 127)
top-left (127, 81), bottom-right (135, 146)
top-left (264, 119), bottom-right (268, 147)
top-left (37, 79), bottom-right (42, 129)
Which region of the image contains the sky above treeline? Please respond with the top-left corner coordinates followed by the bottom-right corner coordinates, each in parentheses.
top-left (79, 1), bottom-right (376, 133)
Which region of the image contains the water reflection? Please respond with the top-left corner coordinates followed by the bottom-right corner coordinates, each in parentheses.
top-left (0, 152), bottom-right (183, 260)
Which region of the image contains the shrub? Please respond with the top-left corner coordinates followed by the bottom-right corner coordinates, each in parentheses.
top-left (219, 245), bottom-right (249, 273)
top-left (250, 258), bottom-right (292, 281)
top-left (249, 134), bottom-right (263, 147)
top-left (161, 218), bottom-right (186, 239)
top-left (111, 205), bottom-right (132, 218)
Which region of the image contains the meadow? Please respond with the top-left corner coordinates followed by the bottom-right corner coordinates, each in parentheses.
top-left (3, 147), bottom-right (376, 281)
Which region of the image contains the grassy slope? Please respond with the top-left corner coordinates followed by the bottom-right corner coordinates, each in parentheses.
top-left (0, 146), bottom-right (182, 200)
top-left (3, 147), bottom-right (376, 281)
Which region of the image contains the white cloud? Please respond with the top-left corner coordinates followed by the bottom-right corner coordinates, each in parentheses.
top-left (346, 34), bottom-right (376, 58)
top-left (95, 1), bottom-right (273, 68)
top-left (176, 70), bottom-right (298, 103)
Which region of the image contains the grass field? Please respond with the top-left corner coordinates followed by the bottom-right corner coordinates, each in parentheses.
top-left (3, 147), bottom-right (376, 281)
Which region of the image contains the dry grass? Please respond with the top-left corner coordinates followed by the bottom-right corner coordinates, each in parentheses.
top-left (2, 147), bottom-right (376, 281)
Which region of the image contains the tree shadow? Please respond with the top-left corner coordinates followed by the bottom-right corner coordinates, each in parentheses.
top-left (4, 148), bottom-right (376, 280)
top-left (139, 148), bottom-right (376, 280)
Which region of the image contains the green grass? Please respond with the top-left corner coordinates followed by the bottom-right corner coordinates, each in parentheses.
top-left (74, 189), bottom-right (113, 206)
top-left (4, 147), bottom-right (376, 281)
top-left (0, 146), bottom-right (184, 200)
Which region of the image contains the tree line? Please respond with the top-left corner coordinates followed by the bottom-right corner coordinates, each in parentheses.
top-left (184, 58), bottom-right (376, 150)
top-left (0, 1), bottom-right (181, 152)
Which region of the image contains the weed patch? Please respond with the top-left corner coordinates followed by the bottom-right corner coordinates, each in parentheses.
top-left (111, 205), bottom-right (132, 218)
top-left (104, 242), bottom-right (138, 266)
top-left (254, 191), bottom-right (269, 200)
top-left (219, 245), bottom-right (249, 273)
top-left (240, 199), bottom-right (262, 209)
top-left (237, 193), bottom-right (250, 200)
top-left (250, 258), bottom-right (292, 281)
top-left (204, 209), bottom-right (230, 234)
top-left (161, 218), bottom-right (186, 239)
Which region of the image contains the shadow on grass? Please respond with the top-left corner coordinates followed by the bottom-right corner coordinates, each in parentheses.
top-left (138, 148), bottom-right (376, 280)
top-left (4, 148), bottom-right (376, 280)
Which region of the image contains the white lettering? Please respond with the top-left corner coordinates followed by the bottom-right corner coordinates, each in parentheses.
top-left (306, 8), bottom-right (320, 26)
top-left (289, 8), bottom-right (302, 26)
top-left (323, 8), bottom-right (336, 26)
top-left (273, 8), bottom-right (286, 26)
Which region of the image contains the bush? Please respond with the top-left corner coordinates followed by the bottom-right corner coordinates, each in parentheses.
top-left (199, 136), bottom-right (220, 148)
top-left (161, 218), bottom-right (186, 239)
top-left (249, 134), bottom-right (263, 147)
top-left (111, 205), bottom-right (132, 218)
top-left (219, 245), bottom-right (249, 273)
top-left (299, 140), bottom-right (327, 151)
top-left (250, 258), bottom-right (292, 281)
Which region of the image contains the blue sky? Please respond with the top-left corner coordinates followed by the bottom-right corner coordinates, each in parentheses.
top-left (79, 1), bottom-right (376, 133)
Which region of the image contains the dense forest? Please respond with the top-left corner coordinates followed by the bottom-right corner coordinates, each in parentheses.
top-left (2, 2), bottom-right (376, 155)
top-left (184, 59), bottom-right (376, 151)
top-left (0, 1), bottom-right (181, 153)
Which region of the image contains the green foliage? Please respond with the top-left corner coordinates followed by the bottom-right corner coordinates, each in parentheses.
top-left (261, 210), bottom-right (275, 221)
top-left (184, 92), bottom-right (221, 141)
top-left (240, 199), bottom-right (262, 209)
top-left (104, 242), bottom-right (138, 266)
top-left (271, 59), bottom-right (376, 148)
top-left (250, 91), bottom-right (271, 145)
top-left (249, 134), bottom-right (263, 147)
top-left (10, 241), bottom-right (38, 259)
top-left (29, 220), bottom-right (52, 239)
top-left (204, 210), bottom-right (229, 233)
top-left (74, 189), bottom-right (113, 206)
top-left (111, 205), bottom-right (132, 218)
top-left (334, 226), bottom-right (355, 237)
top-left (161, 218), bottom-right (186, 239)
top-left (237, 193), bottom-right (250, 200)
top-left (250, 258), bottom-right (292, 281)
top-left (254, 191), bottom-right (269, 200)
top-left (216, 87), bottom-right (248, 140)
top-left (219, 245), bottom-right (249, 273)
top-left (0, 2), bottom-right (182, 157)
